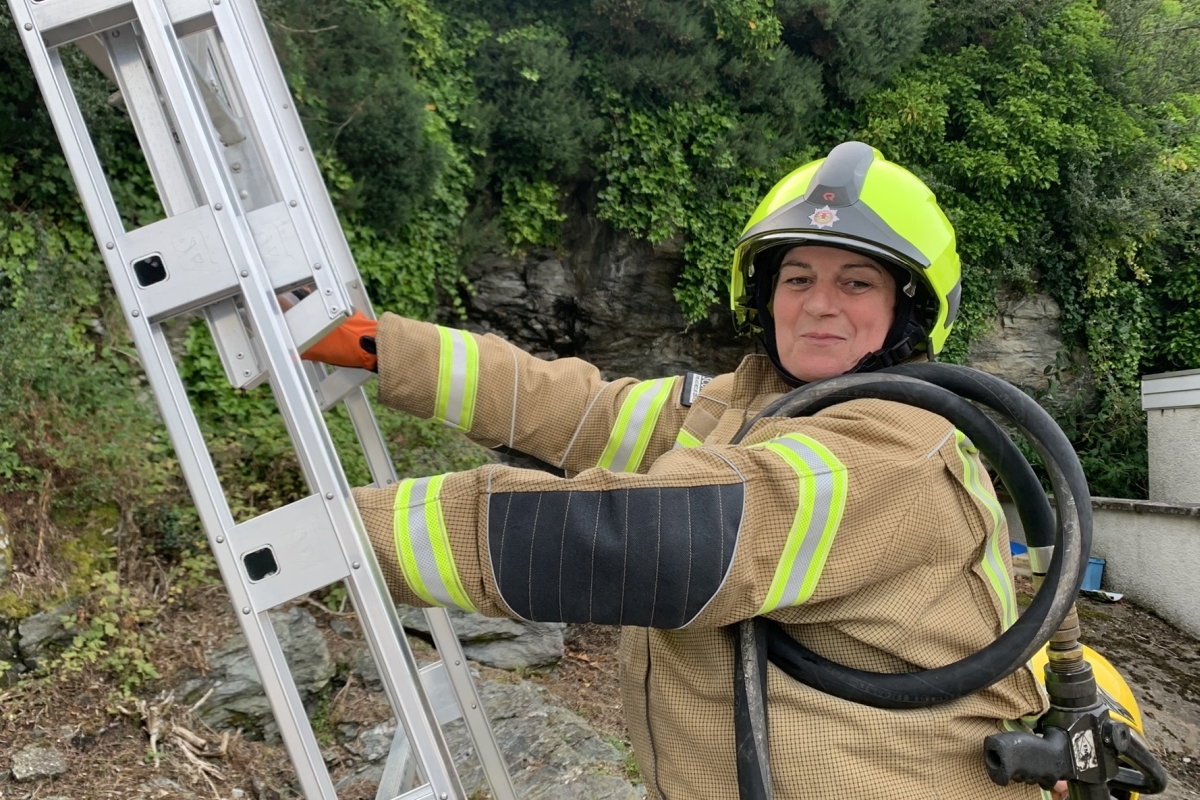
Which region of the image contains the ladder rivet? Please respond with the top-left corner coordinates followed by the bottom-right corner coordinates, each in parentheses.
top-left (105, 242), bottom-right (114, 249)
top-left (23, 23), bottom-right (32, 31)
top-left (455, 660), bottom-right (461, 666)
top-left (299, 146), bottom-right (306, 151)
top-left (111, 30), bottom-right (120, 38)
top-left (242, 606), bottom-right (250, 615)
top-left (236, 352), bottom-right (244, 359)
top-left (283, 103), bottom-right (290, 109)
top-left (324, 288), bottom-right (333, 296)
top-left (240, 269), bottom-right (249, 277)
top-left (214, 202), bottom-right (223, 211)
top-left (471, 704), bottom-right (477, 710)
top-left (239, 190), bottom-right (249, 199)
top-left (289, 200), bottom-right (297, 207)
top-left (243, 370), bottom-right (251, 377)
top-left (329, 306), bottom-right (339, 314)
top-left (216, 535), bottom-right (224, 543)
top-left (131, 309), bottom-right (140, 318)
top-left (326, 492), bottom-right (334, 500)
top-left (313, 263), bottom-right (322, 270)
top-left (352, 561), bottom-right (361, 569)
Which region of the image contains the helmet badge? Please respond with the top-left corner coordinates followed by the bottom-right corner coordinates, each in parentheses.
top-left (808, 205), bottom-right (839, 229)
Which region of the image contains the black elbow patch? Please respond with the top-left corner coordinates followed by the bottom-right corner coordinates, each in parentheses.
top-left (487, 483), bottom-right (743, 628)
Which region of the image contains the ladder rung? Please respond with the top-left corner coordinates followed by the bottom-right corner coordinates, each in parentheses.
top-left (315, 366), bottom-right (374, 412)
top-left (231, 494), bottom-right (350, 613)
top-left (31, 0), bottom-right (215, 48)
top-left (419, 662), bottom-right (463, 727)
top-left (393, 785), bottom-right (437, 800)
top-left (117, 206), bottom-right (241, 322)
top-left (32, 0), bottom-right (135, 48)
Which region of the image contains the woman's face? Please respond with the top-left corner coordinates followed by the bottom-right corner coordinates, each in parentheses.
top-left (771, 245), bottom-right (898, 382)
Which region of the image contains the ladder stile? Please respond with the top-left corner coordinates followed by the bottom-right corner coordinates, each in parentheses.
top-left (7, 1), bottom-right (517, 797)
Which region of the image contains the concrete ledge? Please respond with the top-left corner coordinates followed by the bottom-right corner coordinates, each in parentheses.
top-left (1091, 496), bottom-right (1200, 517)
top-left (1001, 497), bottom-right (1200, 640)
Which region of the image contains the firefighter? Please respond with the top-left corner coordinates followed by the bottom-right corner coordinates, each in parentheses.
top-left (302, 141), bottom-right (1052, 798)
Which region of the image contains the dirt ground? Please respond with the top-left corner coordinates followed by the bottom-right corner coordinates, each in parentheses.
top-left (1, 585), bottom-right (1197, 799)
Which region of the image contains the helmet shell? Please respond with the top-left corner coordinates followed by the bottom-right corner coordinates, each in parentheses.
top-left (731, 141), bottom-right (962, 355)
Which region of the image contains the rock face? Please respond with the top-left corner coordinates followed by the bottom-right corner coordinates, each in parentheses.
top-left (168, 604), bottom-right (641, 799)
top-left (968, 291), bottom-right (1089, 401)
top-left (396, 605), bottom-right (565, 670)
top-left (335, 678), bottom-right (640, 800)
top-left (175, 606), bottom-right (334, 741)
top-left (459, 213), bottom-right (751, 380)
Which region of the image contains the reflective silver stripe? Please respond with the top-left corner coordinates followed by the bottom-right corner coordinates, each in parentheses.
top-left (445, 331), bottom-right (469, 427)
top-left (435, 327), bottom-right (478, 432)
top-left (396, 475), bottom-right (476, 612)
top-left (768, 436), bottom-right (838, 608)
top-left (597, 378), bottom-right (673, 472)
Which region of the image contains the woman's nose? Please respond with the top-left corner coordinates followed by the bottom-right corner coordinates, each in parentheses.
top-left (803, 280), bottom-right (839, 316)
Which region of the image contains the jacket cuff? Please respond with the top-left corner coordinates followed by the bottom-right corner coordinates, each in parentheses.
top-left (375, 313), bottom-right (440, 417)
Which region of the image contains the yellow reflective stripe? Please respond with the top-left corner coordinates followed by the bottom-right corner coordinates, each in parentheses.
top-left (756, 433), bottom-right (848, 613)
top-left (674, 428), bottom-right (703, 449)
top-left (434, 327), bottom-right (479, 432)
top-left (392, 475), bottom-right (477, 612)
top-left (955, 431), bottom-right (1018, 629)
top-left (597, 378), bottom-right (675, 472)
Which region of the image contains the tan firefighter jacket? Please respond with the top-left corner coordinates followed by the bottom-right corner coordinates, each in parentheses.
top-left (351, 313), bottom-right (1049, 800)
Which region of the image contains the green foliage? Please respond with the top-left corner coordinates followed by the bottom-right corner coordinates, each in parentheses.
top-left (51, 570), bottom-right (161, 695)
top-left (264, 0), bottom-right (443, 234)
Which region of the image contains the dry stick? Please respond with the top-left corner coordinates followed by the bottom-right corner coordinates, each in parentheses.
top-left (189, 686), bottom-right (215, 714)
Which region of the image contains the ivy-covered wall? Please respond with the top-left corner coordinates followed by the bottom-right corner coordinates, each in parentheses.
top-left (2, 0), bottom-right (1199, 542)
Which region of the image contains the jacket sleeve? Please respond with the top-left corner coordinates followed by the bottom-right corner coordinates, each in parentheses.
top-left (352, 398), bottom-right (990, 629)
top-left (373, 313), bottom-right (687, 474)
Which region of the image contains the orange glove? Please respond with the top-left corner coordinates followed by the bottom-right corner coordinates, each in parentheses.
top-left (301, 310), bottom-right (379, 372)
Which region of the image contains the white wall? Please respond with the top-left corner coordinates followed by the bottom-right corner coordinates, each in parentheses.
top-left (1003, 499), bottom-right (1200, 639)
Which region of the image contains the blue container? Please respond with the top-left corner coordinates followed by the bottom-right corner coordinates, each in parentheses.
top-left (1081, 557), bottom-right (1106, 591)
top-left (1010, 541), bottom-right (1028, 556)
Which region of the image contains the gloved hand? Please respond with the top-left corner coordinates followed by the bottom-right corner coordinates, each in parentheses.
top-left (302, 309), bottom-right (378, 372)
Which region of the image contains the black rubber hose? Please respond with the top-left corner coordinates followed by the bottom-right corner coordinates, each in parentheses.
top-left (732, 368), bottom-right (1090, 708)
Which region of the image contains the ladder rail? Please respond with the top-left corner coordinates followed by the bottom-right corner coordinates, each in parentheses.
top-left (8, 1), bottom-right (517, 797)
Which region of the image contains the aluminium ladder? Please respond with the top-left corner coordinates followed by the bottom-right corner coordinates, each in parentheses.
top-left (6, 1), bottom-right (517, 798)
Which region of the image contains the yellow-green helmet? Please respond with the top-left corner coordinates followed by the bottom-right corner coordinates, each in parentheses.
top-left (731, 142), bottom-right (962, 363)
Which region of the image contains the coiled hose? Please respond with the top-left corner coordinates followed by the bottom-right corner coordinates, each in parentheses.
top-left (729, 363), bottom-right (1092, 797)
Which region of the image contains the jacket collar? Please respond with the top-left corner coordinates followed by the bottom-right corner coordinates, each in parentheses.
top-left (730, 355), bottom-right (792, 413)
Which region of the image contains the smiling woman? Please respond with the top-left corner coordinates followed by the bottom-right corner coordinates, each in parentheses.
top-left (770, 245), bottom-right (897, 382)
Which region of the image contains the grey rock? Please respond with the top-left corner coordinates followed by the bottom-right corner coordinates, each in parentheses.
top-left (456, 214), bottom-right (751, 381)
top-left (968, 291), bottom-right (1091, 406)
top-left (11, 744), bottom-right (67, 781)
top-left (17, 600), bottom-right (81, 670)
top-left (357, 722), bottom-right (396, 763)
top-left (398, 605), bottom-right (565, 670)
top-left (134, 777), bottom-right (202, 799)
top-left (451, 679), bottom-right (639, 799)
top-left (174, 606), bottom-right (333, 740)
top-left (335, 677), bottom-right (639, 800)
